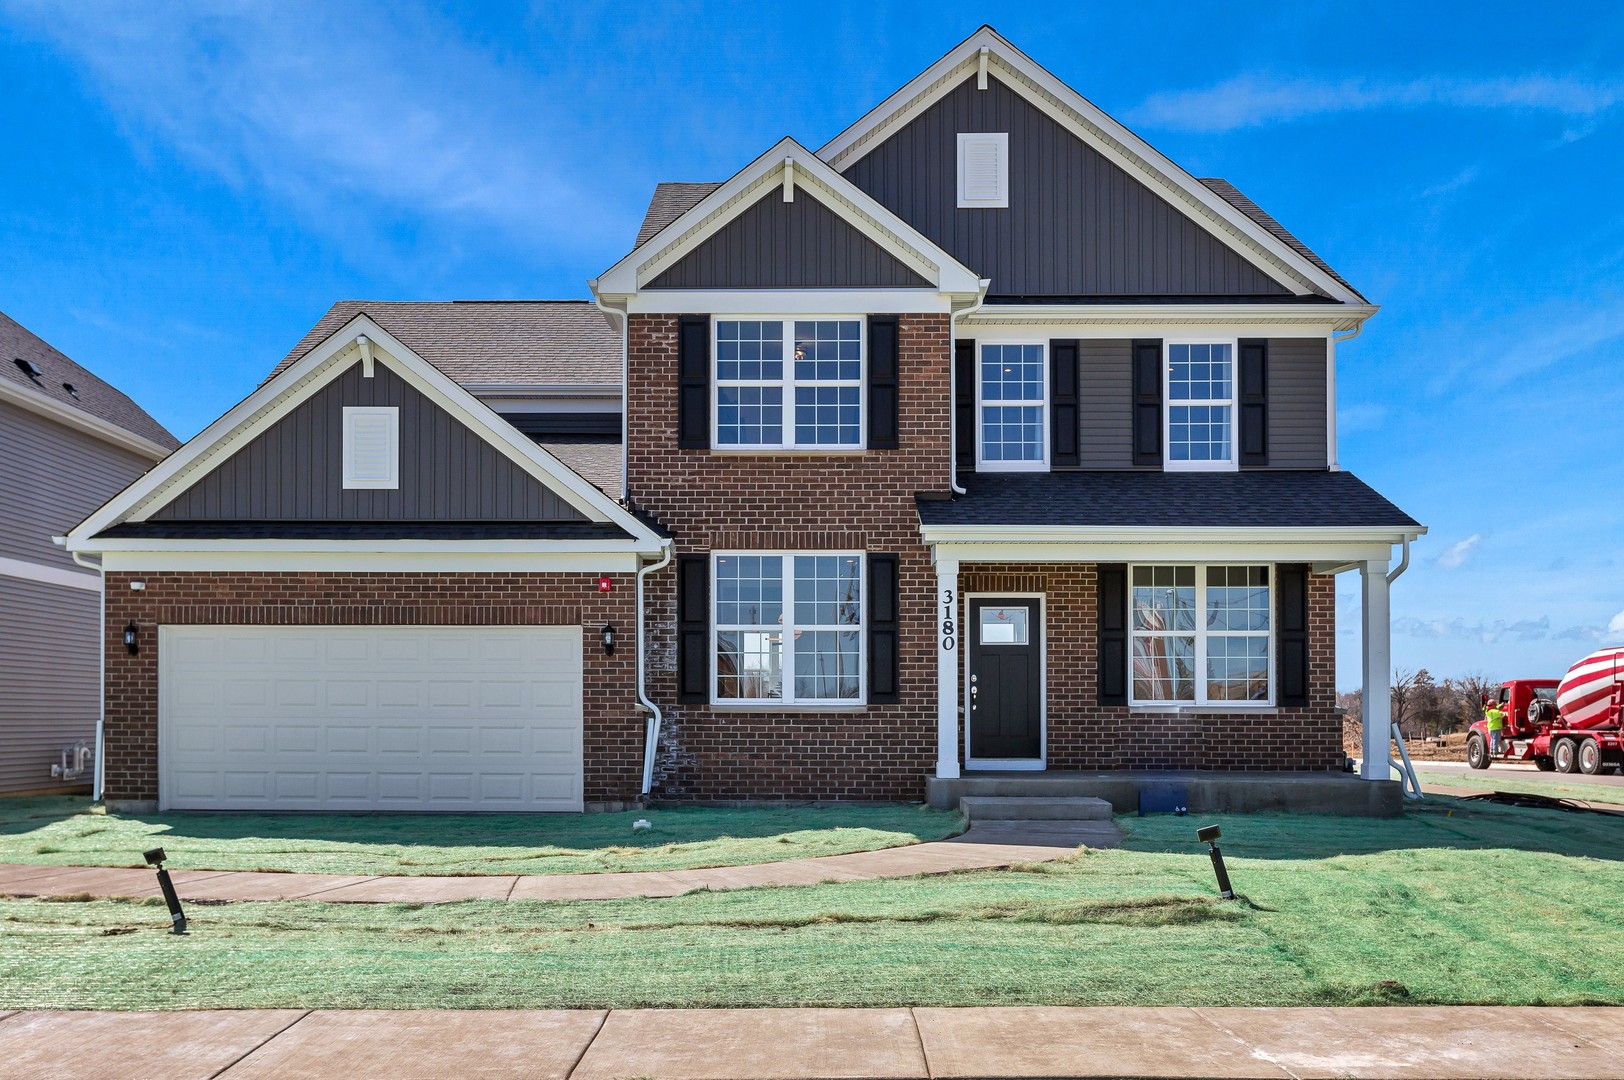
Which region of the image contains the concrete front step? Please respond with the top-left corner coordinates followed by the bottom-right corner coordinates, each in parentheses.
top-left (959, 796), bottom-right (1114, 822)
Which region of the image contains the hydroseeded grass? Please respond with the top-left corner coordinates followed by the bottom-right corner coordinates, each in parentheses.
top-left (0, 798), bottom-right (961, 876)
top-left (3, 797), bottom-right (1619, 1010)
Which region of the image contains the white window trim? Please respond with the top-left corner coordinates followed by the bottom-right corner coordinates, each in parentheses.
top-left (712, 316), bottom-right (866, 451)
top-left (1163, 338), bottom-right (1239, 473)
top-left (957, 132), bottom-right (1009, 208)
top-left (1127, 563), bottom-right (1274, 708)
top-left (341, 406), bottom-right (399, 490)
top-left (710, 550), bottom-right (867, 708)
top-left (975, 340), bottom-right (1048, 473)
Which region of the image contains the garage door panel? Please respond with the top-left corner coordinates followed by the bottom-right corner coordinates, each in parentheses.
top-left (160, 626), bottom-right (585, 811)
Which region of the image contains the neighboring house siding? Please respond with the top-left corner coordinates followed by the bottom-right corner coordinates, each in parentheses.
top-left (1, 399), bottom-right (154, 572)
top-left (154, 360), bottom-right (587, 521)
top-left (628, 313), bottom-right (952, 801)
top-left (101, 571), bottom-right (642, 807)
top-left (1263, 338), bottom-right (1328, 469)
top-left (646, 188), bottom-right (932, 289)
top-left (0, 575), bottom-right (99, 794)
top-left (842, 75), bottom-right (1293, 298)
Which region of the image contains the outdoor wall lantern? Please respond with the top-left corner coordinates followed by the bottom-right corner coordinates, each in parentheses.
top-left (123, 621), bottom-right (139, 655)
top-left (602, 623), bottom-right (616, 655)
top-left (1197, 824), bottom-right (1236, 900)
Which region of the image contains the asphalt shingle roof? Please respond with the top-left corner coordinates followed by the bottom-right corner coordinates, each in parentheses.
top-left (0, 310), bottom-right (180, 451)
top-left (917, 470), bottom-right (1420, 530)
top-left (271, 301), bottom-right (621, 387)
top-left (634, 182), bottom-right (722, 247)
top-left (1198, 178), bottom-right (1365, 302)
top-left (533, 436), bottom-right (622, 498)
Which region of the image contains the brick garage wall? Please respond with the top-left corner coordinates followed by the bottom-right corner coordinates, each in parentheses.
top-left (961, 564), bottom-right (1342, 771)
top-left (102, 571), bottom-right (641, 806)
top-left (628, 313), bottom-right (953, 801)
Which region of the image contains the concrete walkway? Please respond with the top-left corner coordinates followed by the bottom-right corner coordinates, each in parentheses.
top-left (0, 820), bottom-right (1117, 904)
top-left (0, 1006), bottom-right (1617, 1079)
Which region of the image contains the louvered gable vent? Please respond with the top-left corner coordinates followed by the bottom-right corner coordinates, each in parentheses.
top-left (343, 406), bottom-right (399, 489)
top-left (958, 132), bottom-right (1008, 208)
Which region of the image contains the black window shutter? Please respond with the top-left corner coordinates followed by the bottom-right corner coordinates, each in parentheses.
top-left (954, 338), bottom-right (976, 470)
top-left (1050, 338), bottom-right (1080, 467)
top-left (677, 554), bottom-right (711, 702)
top-left (677, 316), bottom-right (710, 450)
top-left (1131, 339), bottom-right (1162, 467)
top-left (1276, 563), bottom-right (1310, 707)
top-left (1239, 338), bottom-right (1268, 467)
top-left (867, 316), bottom-right (900, 450)
top-left (1097, 563), bottom-right (1128, 706)
top-left (866, 553), bottom-right (900, 704)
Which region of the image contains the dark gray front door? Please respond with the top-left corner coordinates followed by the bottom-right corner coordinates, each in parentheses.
top-left (968, 598), bottom-right (1042, 760)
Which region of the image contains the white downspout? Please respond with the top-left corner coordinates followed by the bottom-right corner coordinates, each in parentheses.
top-left (947, 281), bottom-right (992, 494)
top-left (1328, 322), bottom-right (1363, 473)
top-left (1383, 534), bottom-right (1422, 798)
top-left (589, 284), bottom-right (630, 504)
top-left (637, 539), bottom-right (674, 797)
top-left (68, 547), bottom-right (105, 801)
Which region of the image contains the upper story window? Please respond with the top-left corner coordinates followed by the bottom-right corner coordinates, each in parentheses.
top-left (715, 319), bottom-right (863, 449)
top-left (713, 552), bottom-right (864, 705)
top-left (957, 132), bottom-right (1009, 208)
top-left (342, 406), bottom-right (399, 489)
top-left (1165, 341), bottom-right (1236, 471)
top-left (977, 342), bottom-right (1046, 471)
top-left (1130, 564), bottom-right (1271, 706)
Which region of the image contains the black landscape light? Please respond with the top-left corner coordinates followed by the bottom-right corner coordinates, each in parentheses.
top-left (1196, 825), bottom-right (1236, 900)
top-left (602, 623), bottom-right (616, 655)
top-left (123, 621), bottom-right (139, 655)
top-left (143, 847), bottom-right (187, 934)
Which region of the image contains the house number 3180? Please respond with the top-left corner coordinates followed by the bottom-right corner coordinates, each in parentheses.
top-left (940, 588), bottom-right (956, 651)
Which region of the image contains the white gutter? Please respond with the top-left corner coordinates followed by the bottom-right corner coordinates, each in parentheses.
top-left (65, 544), bottom-right (106, 802)
top-left (637, 539), bottom-right (674, 797)
top-left (947, 282), bottom-right (992, 494)
top-left (1386, 534), bottom-right (1411, 585)
top-left (921, 524), bottom-right (1427, 545)
top-left (588, 282), bottom-right (631, 504)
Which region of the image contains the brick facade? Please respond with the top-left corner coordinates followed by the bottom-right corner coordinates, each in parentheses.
top-left (101, 571), bottom-right (642, 806)
top-left (626, 313), bottom-right (1344, 803)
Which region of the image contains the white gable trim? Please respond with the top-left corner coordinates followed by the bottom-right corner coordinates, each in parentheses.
top-left (817, 27), bottom-right (1364, 305)
top-left (594, 137), bottom-right (984, 298)
top-left (65, 314), bottom-right (664, 552)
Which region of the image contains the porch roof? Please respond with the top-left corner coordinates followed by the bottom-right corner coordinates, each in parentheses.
top-left (917, 470), bottom-right (1420, 530)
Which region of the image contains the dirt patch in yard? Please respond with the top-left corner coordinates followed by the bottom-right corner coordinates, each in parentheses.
top-left (1342, 720), bottom-right (1470, 762)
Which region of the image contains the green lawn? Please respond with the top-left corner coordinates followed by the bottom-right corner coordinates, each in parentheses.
top-left (1414, 769), bottom-right (1624, 808)
top-left (3, 796), bottom-right (1620, 1010)
top-left (0, 798), bottom-right (961, 876)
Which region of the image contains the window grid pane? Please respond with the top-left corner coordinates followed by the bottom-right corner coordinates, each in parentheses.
top-left (980, 344), bottom-right (1045, 463)
top-left (1167, 343), bottom-right (1233, 464)
top-left (1130, 565), bottom-right (1271, 706)
top-left (714, 553), bottom-right (864, 705)
top-left (714, 555), bottom-right (784, 701)
top-left (716, 320), bottom-right (785, 447)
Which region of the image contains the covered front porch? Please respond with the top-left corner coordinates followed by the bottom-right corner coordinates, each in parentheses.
top-left (919, 473), bottom-right (1424, 809)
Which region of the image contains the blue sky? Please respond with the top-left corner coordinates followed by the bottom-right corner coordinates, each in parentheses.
top-left (4, 1), bottom-right (1622, 688)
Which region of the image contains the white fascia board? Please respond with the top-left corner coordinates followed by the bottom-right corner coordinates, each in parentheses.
top-left (922, 524), bottom-right (1424, 545)
top-left (0, 553), bottom-right (102, 592)
top-left (927, 539), bottom-right (1409, 565)
top-left (70, 538), bottom-right (651, 555)
top-left (625, 290), bottom-right (956, 315)
top-left (99, 550), bottom-right (643, 574)
top-left (67, 314), bottom-right (665, 553)
top-left (594, 137), bottom-right (982, 296)
top-left (0, 378), bottom-right (173, 460)
top-left (463, 383), bottom-right (622, 398)
top-left (963, 304), bottom-right (1378, 334)
top-left (817, 27), bottom-right (1364, 305)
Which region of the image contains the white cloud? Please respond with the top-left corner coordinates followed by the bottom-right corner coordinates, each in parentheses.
top-left (1126, 74), bottom-right (1624, 132)
top-left (1609, 609), bottom-right (1624, 638)
top-left (1396, 615), bottom-right (1550, 643)
top-left (0, 1), bottom-right (630, 252)
top-left (1433, 533), bottom-right (1482, 571)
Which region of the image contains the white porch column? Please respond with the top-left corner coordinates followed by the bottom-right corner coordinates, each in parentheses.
top-left (935, 557), bottom-right (961, 779)
top-left (1360, 560), bottom-right (1392, 781)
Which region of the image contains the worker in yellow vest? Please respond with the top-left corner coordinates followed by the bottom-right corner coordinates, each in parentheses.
top-left (1483, 698), bottom-right (1507, 756)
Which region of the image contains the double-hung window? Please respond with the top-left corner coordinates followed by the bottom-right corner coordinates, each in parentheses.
top-left (713, 552), bottom-right (864, 705)
top-left (715, 319), bottom-right (862, 449)
top-left (1130, 565), bottom-right (1271, 705)
top-left (977, 342), bottom-right (1047, 469)
top-left (1165, 341), bottom-right (1236, 470)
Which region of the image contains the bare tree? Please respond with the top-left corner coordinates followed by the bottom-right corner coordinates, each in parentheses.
top-left (1452, 672), bottom-right (1499, 730)
top-left (1391, 668), bottom-right (1419, 738)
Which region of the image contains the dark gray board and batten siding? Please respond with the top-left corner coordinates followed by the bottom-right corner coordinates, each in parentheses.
top-left (646, 187), bottom-right (931, 290)
top-left (969, 337), bottom-right (1327, 470)
top-left (154, 360), bottom-right (588, 522)
top-left (841, 75), bottom-right (1294, 299)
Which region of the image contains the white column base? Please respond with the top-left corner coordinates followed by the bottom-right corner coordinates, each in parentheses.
top-left (935, 558), bottom-right (961, 780)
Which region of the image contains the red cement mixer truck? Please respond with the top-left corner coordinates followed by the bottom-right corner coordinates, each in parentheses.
top-left (1466, 646), bottom-right (1624, 774)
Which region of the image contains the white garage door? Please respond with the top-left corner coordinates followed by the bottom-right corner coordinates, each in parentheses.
top-left (159, 625), bottom-right (584, 812)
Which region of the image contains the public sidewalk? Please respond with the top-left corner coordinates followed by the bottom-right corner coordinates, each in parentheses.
top-left (0, 820), bottom-right (1116, 903)
top-left (0, 1005), bottom-right (1618, 1079)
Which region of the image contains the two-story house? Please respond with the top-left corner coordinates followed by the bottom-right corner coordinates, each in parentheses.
top-left (66, 27), bottom-right (1421, 813)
